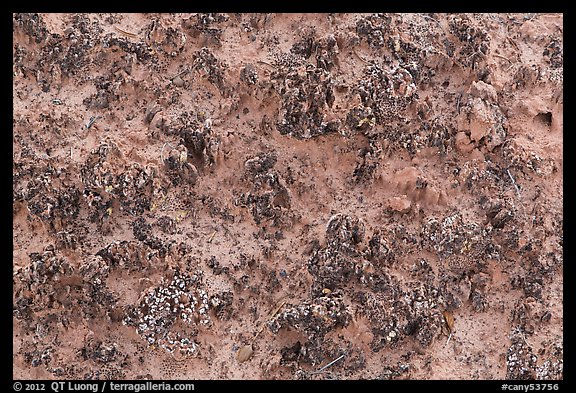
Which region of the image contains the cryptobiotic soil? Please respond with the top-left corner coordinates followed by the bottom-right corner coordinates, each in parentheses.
top-left (13, 13), bottom-right (563, 380)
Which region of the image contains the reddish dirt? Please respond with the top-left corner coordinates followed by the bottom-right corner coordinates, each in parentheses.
top-left (13, 13), bottom-right (562, 380)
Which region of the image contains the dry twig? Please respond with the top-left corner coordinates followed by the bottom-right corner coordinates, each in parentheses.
top-left (311, 354), bottom-right (346, 374)
top-left (352, 48), bottom-right (370, 65)
top-left (114, 26), bottom-right (138, 38)
top-left (493, 53), bottom-right (512, 63)
top-left (507, 168), bottom-right (521, 197)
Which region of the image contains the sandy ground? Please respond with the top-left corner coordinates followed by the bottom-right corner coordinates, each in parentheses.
top-left (13, 13), bottom-right (562, 380)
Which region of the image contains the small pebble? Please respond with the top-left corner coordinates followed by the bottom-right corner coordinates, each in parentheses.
top-left (172, 76), bottom-right (184, 87)
top-left (236, 344), bottom-right (253, 363)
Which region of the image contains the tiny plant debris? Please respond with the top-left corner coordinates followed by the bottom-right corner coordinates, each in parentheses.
top-left (86, 116), bottom-right (101, 129)
top-left (357, 117), bottom-right (376, 128)
top-left (114, 26), bottom-right (138, 39)
top-left (443, 310), bottom-right (455, 344)
top-left (252, 298), bottom-right (287, 343)
top-left (311, 354), bottom-right (346, 374)
top-left (269, 299), bottom-right (287, 319)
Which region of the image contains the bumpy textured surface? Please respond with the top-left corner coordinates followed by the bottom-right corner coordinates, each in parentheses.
top-left (13, 13), bottom-right (562, 380)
